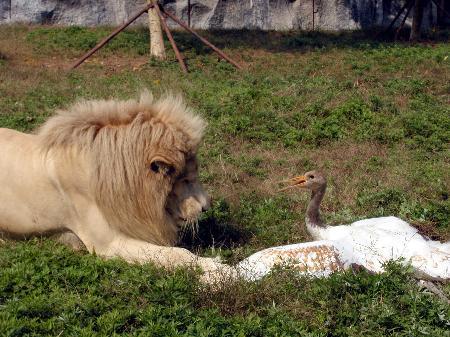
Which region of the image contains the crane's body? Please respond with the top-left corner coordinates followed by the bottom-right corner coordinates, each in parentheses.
top-left (237, 240), bottom-right (342, 281)
top-left (316, 216), bottom-right (450, 280)
top-left (237, 172), bottom-right (450, 282)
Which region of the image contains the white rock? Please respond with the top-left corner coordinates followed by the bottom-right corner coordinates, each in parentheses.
top-left (0, 0), bottom-right (437, 31)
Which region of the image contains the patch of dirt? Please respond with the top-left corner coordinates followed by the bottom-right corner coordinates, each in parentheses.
top-left (207, 140), bottom-right (391, 203)
top-left (412, 221), bottom-right (450, 242)
top-left (0, 29), bottom-right (150, 72)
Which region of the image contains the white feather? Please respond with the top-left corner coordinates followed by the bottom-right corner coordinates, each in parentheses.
top-left (237, 240), bottom-right (342, 281)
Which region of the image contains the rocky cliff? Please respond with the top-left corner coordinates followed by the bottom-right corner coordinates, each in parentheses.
top-left (0, 0), bottom-right (440, 30)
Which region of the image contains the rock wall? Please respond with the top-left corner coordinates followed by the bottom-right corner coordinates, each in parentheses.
top-left (0, 0), bottom-right (441, 30)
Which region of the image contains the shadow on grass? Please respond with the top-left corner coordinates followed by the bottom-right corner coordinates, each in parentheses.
top-left (179, 217), bottom-right (250, 251)
top-left (179, 200), bottom-right (251, 251)
top-left (24, 25), bottom-right (450, 57)
top-left (170, 28), bottom-right (450, 54)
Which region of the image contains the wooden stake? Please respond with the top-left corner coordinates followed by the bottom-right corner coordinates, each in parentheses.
top-left (70, 3), bottom-right (154, 69)
top-left (161, 8), bottom-right (243, 70)
top-left (188, 0), bottom-right (191, 27)
top-left (377, 0), bottom-right (412, 38)
top-left (432, 0), bottom-right (450, 19)
top-left (410, 0), bottom-right (426, 41)
top-left (148, 0), bottom-right (166, 59)
top-left (154, 4), bottom-right (188, 73)
top-left (395, 1), bottom-right (414, 40)
top-left (70, 2), bottom-right (243, 72)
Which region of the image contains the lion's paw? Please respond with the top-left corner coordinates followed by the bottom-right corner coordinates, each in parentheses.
top-left (198, 259), bottom-right (239, 287)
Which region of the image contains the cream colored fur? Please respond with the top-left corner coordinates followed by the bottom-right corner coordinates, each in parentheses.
top-left (0, 92), bottom-right (235, 282)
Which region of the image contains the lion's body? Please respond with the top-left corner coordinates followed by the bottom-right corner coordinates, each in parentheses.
top-left (0, 129), bottom-right (70, 236)
top-left (0, 93), bottom-right (233, 280)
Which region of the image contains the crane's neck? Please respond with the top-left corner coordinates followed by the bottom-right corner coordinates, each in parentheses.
top-left (305, 185), bottom-right (327, 239)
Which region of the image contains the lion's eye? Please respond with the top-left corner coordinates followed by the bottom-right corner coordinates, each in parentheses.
top-left (150, 162), bottom-right (159, 173)
top-left (309, 175), bottom-right (314, 179)
top-left (150, 161), bottom-right (175, 176)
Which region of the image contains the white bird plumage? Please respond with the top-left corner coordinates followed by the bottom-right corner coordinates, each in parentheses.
top-left (237, 170), bottom-right (450, 281)
top-left (237, 240), bottom-right (343, 281)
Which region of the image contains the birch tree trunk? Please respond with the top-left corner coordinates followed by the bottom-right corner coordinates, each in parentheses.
top-left (147, 0), bottom-right (166, 59)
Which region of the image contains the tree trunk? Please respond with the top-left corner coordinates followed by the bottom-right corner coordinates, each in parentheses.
top-left (410, 0), bottom-right (426, 41)
top-left (147, 0), bottom-right (166, 59)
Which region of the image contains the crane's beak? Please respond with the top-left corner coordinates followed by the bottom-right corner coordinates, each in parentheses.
top-left (278, 175), bottom-right (307, 192)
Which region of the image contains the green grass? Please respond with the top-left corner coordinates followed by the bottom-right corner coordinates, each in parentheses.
top-left (0, 25), bottom-right (449, 335)
top-left (26, 26), bottom-right (151, 56)
top-left (1, 240), bottom-right (449, 336)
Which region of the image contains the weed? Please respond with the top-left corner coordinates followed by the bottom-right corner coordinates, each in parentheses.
top-left (0, 114), bottom-right (44, 132)
top-left (401, 97), bottom-right (450, 152)
top-left (235, 156), bottom-right (267, 178)
top-left (407, 201), bottom-right (450, 229)
top-left (357, 188), bottom-right (407, 216)
top-left (234, 194), bottom-right (305, 248)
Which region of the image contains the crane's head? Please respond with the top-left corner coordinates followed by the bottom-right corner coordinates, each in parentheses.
top-left (278, 170), bottom-right (326, 192)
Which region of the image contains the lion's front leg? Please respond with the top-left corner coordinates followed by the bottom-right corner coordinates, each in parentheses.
top-left (98, 235), bottom-right (238, 283)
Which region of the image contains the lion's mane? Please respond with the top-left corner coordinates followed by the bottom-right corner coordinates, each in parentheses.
top-left (37, 92), bottom-right (206, 246)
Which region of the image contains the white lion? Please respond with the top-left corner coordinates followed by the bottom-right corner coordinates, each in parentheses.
top-left (0, 92), bottom-right (234, 281)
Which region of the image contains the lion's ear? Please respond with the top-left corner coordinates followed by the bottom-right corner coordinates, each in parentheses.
top-left (150, 160), bottom-right (175, 176)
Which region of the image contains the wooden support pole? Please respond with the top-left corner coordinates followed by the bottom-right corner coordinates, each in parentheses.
top-left (70, 2), bottom-right (243, 72)
top-left (378, 0), bottom-right (412, 37)
top-left (148, 0), bottom-right (166, 59)
top-left (154, 4), bottom-right (188, 73)
top-left (410, 0), bottom-right (426, 41)
top-left (432, 0), bottom-right (450, 19)
top-left (312, 0), bottom-right (318, 30)
top-left (161, 7), bottom-right (243, 70)
top-left (188, 0), bottom-right (191, 27)
top-left (395, 1), bottom-right (414, 40)
top-left (70, 2), bottom-right (155, 69)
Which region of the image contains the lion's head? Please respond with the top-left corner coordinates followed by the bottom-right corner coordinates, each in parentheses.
top-left (165, 155), bottom-right (210, 234)
top-left (38, 92), bottom-right (210, 246)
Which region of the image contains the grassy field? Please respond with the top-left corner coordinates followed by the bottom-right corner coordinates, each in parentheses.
top-left (0, 25), bottom-right (449, 336)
